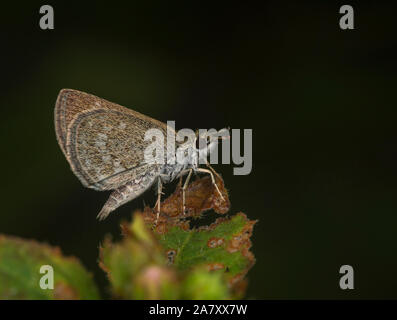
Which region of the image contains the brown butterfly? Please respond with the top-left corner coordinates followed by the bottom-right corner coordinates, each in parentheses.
top-left (55, 89), bottom-right (225, 221)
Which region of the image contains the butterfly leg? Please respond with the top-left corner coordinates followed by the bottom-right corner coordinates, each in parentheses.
top-left (205, 161), bottom-right (223, 181)
top-left (196, 168), bottom-right (225, 201)
top-left (182, 168), bottom-right (193, 214)
top-left (155, 178), bottom-right (163, 223)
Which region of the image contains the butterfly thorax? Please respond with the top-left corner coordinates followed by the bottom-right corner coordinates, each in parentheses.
top-left (159, 135), bottom-right (219, 183)
top-left (160, 144), bottom-right (198, 183)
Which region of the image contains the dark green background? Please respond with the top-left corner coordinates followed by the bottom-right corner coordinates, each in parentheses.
top-left (1, 1), bottom-right (396, 299)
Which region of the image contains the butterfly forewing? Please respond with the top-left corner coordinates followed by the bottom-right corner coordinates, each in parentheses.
top-left (55, 89), bottom-right (168, 191)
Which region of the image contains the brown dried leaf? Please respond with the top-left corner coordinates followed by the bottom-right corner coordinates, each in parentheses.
top-left (144, 175), bottom-right (230, 229)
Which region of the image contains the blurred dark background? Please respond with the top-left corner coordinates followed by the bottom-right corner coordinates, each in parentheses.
top-left (1, 1), bottom-right (397, 299)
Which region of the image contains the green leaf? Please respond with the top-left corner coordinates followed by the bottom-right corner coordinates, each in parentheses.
top-left (157, 213), bottom-right (256, 297)
top-left (100, 176), bottom-right (256, 299)
top-left (0, 235), bottom-right (100, 299)
top-left (100, 213), bottom-right (180, 299)
top-left (182, 266), bottom-right (230, 300)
